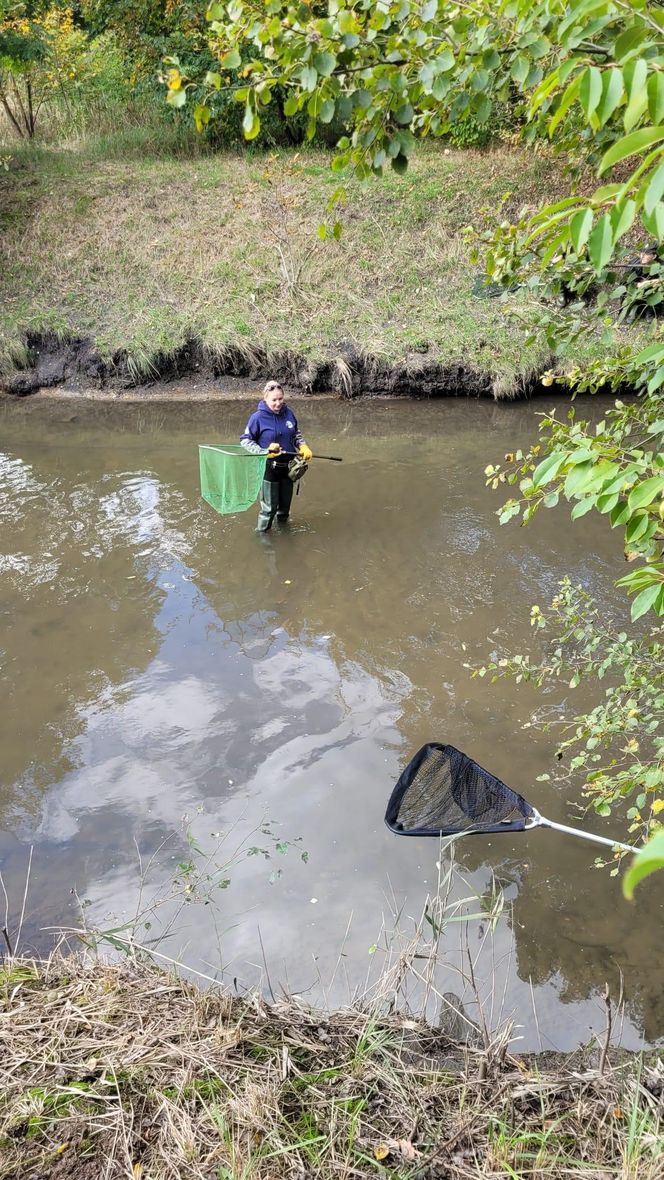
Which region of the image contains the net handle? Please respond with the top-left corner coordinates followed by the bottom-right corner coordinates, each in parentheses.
top-left (199, 445), bottom-right (342, 461)
top-left (528, 811), bottom-right (638, 853)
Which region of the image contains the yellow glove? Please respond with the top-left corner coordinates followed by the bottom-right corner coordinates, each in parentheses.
top-left (267, 443), bottom-right (281, 456)
top-left (299, 443), bottom-right (313, 462)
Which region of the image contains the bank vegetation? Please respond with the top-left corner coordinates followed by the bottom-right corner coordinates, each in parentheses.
top-left (1, 953), bottom-right (663, 1180)
top-left (0, 136), bottom-right (651, 399)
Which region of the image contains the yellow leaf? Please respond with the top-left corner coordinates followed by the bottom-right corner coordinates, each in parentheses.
top-left (652, 800), bottom-right (664, 815)
top-left (133, 1165), bottom-right (143, 1179)
top-left (612, 1106), bottom-right (623, 1119)
top-left (374, 1144), bottom-right (390, 1160)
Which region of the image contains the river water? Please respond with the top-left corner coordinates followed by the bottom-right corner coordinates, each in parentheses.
top-left (1, 393), bottom-right (662, 1051)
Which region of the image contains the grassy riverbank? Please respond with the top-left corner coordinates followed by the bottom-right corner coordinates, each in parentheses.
top-left (1, 955), bottom-right (662, 1179)
top-left (0, 137), bottom-right (647, 397)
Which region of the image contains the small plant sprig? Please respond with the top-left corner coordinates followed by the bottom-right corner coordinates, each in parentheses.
top-left (484, 392), bottom-right (664, 620)
top-left (474, 578), bottom-right (664, 858)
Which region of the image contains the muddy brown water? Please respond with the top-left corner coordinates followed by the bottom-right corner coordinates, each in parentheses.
top-left (1, 393), bottom-right (662, 1050)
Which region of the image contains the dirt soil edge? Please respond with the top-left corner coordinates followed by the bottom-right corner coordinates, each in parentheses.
top-left (0, 331), bottom-right (543, 400)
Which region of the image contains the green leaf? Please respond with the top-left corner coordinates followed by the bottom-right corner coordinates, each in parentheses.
top-left (395, 103), bottom-right (414, 125)
top-left (617, 563), bottom-right (664, 592)
top-left (579, 66), bottom-right (602, 121)
top-left (634, 340), bottom-right (664, 364)
top-left (571, 497), bottom-right (595, 519)
top-left (221, 48), bottom-right (241, 70)
top-left (610, 198), bottom-right (635, 244)
top-left (614, 25), bottom-right (645, 65)
top-left (648, 72), bottom-right (664, 125)
top-left (623, 832), bottom-right (664, 900)
top-left (587, 213), bottom-right (613, 272)
top-left (631, 582), bottom-right (663, 620)
top-left (319, 98), bottom-right (335, 123)
top-left (642, 202), bottom-right (664, 240)
top-left (596, 490), bottom-right (620, 513)
top-left (625, 512), bottom-right (650, 543)
top-left (558, 0), bottom-right (606, 41)
top-left (570, 207), bottom-right (593, 253)
top-left (242, 103), bottom-right (260, 140)
top-left (300, 65), bottom-right (318, 91)
top-left (644, 163), bottom-right (664, 218)
top-left (627, 476), bottom-right (664, 512)
top-left (548, 74), bottom-right (580, 137)
top-left (532, 451), bottom-right (567, 488)
top-left (610, 499), bottom-right (630, 527)
top-left (592, 183), bottom-right (622, 202)
top-left (564, 460), bottom-right (594, 498)
top-left (317, 223), bottom-right (327, 241)
top-left (391, 153), bottom-right (409, 175)
top-left (204, 71), bottom-right (222, 90)
top-left (474, 94), bottom-right (491, 124)
top-left (313, 52), bottom-right (337, 76)
top-left (436, 48), bottom-right (455, 72)
top-left (511, 55), bottom-right (529, 86)
top-left (597, 67), bottom-right (624, 127)
top-left (599, 127), bottom-right (664, 175)
top-left (623, 58), bottom-right (648, 132)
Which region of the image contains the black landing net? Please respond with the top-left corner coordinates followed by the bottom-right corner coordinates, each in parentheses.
top-left (385, 743), bottom-right (535, 837)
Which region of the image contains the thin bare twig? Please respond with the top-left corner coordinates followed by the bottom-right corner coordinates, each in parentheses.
top-left (599, 981), bottom-right (612, 1076)
top-left (14, 845), bottom-right (33, 956)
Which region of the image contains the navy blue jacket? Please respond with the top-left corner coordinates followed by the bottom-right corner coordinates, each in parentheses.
top-left (240, 400), bottom-right (306, 481)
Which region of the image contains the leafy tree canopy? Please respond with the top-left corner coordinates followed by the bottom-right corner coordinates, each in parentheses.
top-left (172, 1), bottom-right (663, 263)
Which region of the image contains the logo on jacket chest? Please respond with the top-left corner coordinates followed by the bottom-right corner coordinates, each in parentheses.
top-left (286, 420), bottom-right (294, 429)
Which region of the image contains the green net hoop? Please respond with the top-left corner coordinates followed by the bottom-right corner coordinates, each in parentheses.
top-left (199, 444), bottom-right (265, 515)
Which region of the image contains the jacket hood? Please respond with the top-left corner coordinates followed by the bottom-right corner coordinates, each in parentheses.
top-left (258, 398), bottom-right (288, 415)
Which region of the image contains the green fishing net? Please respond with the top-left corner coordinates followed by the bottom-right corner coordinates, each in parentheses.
top-left (198, 444), bottom-right (265, 515)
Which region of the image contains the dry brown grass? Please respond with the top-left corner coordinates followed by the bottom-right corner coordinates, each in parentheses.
top-left (0, 141), bottom-right (617, 393)
top-left (1, 953), bottom-right (662, 1180)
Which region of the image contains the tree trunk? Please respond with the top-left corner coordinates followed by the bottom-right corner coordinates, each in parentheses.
top-left (26, 78), bottom-right (35, 138)
top-left (0, 86), bottom-right (26, 139)
top-left (10, 76), bottom-right (31, 137)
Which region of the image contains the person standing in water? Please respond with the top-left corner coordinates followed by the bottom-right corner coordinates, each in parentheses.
top-left (240, 380), bottom-right (313, 532)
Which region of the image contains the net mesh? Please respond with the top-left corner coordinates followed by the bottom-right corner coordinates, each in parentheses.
top-left (385, 743), bottom-right (534, 837)
top-left (199, 444), bottom-right (265, 515)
